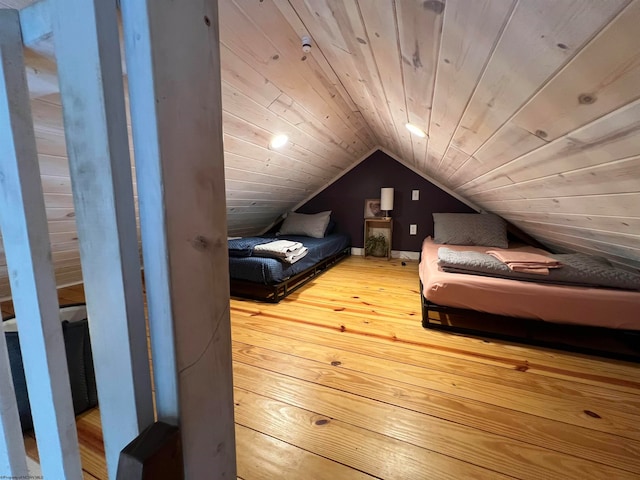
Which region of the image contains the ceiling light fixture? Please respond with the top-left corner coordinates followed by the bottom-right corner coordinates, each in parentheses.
top-left (405, 123), bottom-right (426, 138)
top-left (270, 134), bottom-right (289, 149)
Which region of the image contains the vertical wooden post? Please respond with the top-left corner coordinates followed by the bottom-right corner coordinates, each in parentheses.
top-left (51, 0), bottom-right (154, 477)
top-left (0, 9), bottom-right (82, 479)
top-left (121, 0), bottom-right (236, 478)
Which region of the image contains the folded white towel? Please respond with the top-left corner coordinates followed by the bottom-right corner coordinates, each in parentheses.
top-left (254, 240), bottom-right (304, 257)
top-left (253, 240), bottom-right (308, 264)
top-left (284, 247), bottom-right (308, 264)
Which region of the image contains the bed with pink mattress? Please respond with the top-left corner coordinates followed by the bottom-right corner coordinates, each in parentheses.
top-left (419, 237), bottom-right (640, 331)
top-left (420, 213), bottom-right (640, 359)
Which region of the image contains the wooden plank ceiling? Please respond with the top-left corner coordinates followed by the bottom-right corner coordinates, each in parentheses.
top-left (0, 0), bottom-right (639, 299)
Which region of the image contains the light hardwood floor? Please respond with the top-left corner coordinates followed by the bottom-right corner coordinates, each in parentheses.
top-left (5, 256), bottom-right (640, 479)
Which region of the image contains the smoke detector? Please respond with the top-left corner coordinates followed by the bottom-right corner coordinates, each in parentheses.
top-left (301, 36), bottom-right (312, 53)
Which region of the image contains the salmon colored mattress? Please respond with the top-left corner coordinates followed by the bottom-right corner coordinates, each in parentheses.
top-left (419, 238), bottom-right (640, 330)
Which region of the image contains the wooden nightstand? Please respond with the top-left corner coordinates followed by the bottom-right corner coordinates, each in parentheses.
top-left (364, 217), bottom-right (393, 260)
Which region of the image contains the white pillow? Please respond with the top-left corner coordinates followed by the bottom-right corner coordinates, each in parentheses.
top-left (278, 211), bottom-right (332, 238)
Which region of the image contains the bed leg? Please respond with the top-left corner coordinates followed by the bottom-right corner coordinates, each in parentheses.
top-left (620, 330), bottom-right (640, 353)
top-left (419, 283), bottom-right (434, 329)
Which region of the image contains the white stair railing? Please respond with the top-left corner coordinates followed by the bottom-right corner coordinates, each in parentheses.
top-left (51, 0), bottom-right (155, 477)
top-left (0, 8), bottom-right (82, 479)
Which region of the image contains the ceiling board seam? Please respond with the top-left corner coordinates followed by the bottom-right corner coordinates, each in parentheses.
top-left (490, 208), bottom-right (640, 219)
top-left (275, 0), bottom-right (380, 147)
top-left (265, 90), bottom-right (366, 157)
top-left (224, 165), bottom-right (317, 184)
top-left (485, 190), bottom-right (640, 201)
top-left (506, 212), bottom-right (639, 221)
top-left (222, 133), bottom-right (337, 179)
top-left (464, 0), bottom-right (634, 160)
top-left (466, 154), bottom-right (640, 198)
top-left (222, 110), bottom-right (346, 173)
top-left (355, 0), bottom-right (409, 164)
top-left (340, 1), bottom-right (402, 155)
top-left (281, 0), bottom-right (357, 104)
top-left (438, 0), bottom-right (520, 166)
top-left (393, 1), bottom-right (444, 165)
top-left (225, 197), bottom-right (292, 203)
top-left (523, 228), bottom-right (640, 254)
top-left (509, 220), bottom-right (640, 240)
top-left (222, 1), bottom-right (370, 152)
top-left (432, 0), bottom-right (518, 174)
top-left (40, 174), bottom-right (71, 181)
top-left (226, 179), bottom-right (308, 192)
top-left (33, 97), bottom-right (62, 108)
top-left (413, 0), bottom-right (445, 172)
top-left (455, 93), bottom-right (640, 191)
top-left (475, 191), bottom-right (640, 202)
top-left (295, 0), bottom-right (399, 153)
top-left (389, 0), bottom-right (423, 168)
top-left (222, 80), bottom-right (356, 162)
top-left (392, 0), bottom-right (408, 138)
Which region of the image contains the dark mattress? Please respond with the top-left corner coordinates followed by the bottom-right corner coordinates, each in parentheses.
top-left (229, 233), bottom-right (351, 284)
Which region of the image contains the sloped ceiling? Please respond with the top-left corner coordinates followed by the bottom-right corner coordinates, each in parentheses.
top-left (1, 0), bottom-right (639, 299)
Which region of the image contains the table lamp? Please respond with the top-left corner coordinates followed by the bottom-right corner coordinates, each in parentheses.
top-left (380, 187), bottom-right (394, 219)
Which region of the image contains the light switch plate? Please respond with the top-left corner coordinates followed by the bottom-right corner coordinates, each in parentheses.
top-left (412, 190), bottom-right (419, 201)
top-left (410, 224), bottom-right (417, 235)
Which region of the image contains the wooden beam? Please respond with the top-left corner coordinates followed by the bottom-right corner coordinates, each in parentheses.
top-left (121, 0), bottom-right (236, 477)
top-left (0, 9), bottom-right (81, 479)
top-left (51, 0), bottom-right (154, 478)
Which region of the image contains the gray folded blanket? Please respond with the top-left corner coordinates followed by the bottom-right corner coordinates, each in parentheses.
top-left (437, 248), bottom-right (640, 291)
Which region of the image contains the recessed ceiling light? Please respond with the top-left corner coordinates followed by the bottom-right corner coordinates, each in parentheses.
top-left (405, 123), bottom-right (426, 138)
top-left (270, 134), bottom-right (289, 149)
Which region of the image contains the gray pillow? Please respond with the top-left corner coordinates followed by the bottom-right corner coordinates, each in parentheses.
top-left (278, 211), bottom-right (332, 238)
top-left (433, 213), bottom-right (508, 248)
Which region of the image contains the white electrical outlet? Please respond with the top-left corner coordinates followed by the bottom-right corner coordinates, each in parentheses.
top-left (410, 224), bottom-right (417, 235)
top-left (412, 190), bottom-right (419, 200)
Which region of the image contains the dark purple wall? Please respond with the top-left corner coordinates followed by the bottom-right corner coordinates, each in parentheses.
top-left (298, 150), bottom-right (474, 251)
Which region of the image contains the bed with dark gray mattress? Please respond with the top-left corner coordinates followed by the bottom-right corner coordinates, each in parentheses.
top-left (228, 232), bottom-right (350, 302)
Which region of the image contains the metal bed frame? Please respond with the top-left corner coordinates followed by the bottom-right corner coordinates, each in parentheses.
top-left (230, 247), bottom-right (351, 303)
top-left (420, 280), bottom-right (640, 362)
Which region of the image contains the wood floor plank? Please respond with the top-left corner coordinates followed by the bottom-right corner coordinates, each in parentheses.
top-left (231, 292), bottom-right (640, 392)
top-left (232, 312), bottom-right (640, 414)
top-left (231, 322), bottom-right (640, 433)
top-left (235, 424), bottom-right (376, 480)
top-left (235, 319), bottom-right (640, 428)
top-left (234, 387), bottom-right (513, 480)
top-left (233, 361), bottom-right (637, 479)
top-left (231, 341), bottom-right (640, 474)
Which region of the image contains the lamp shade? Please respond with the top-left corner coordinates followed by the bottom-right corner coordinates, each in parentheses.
top-left (380, 187), bottom-right (394, 211)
